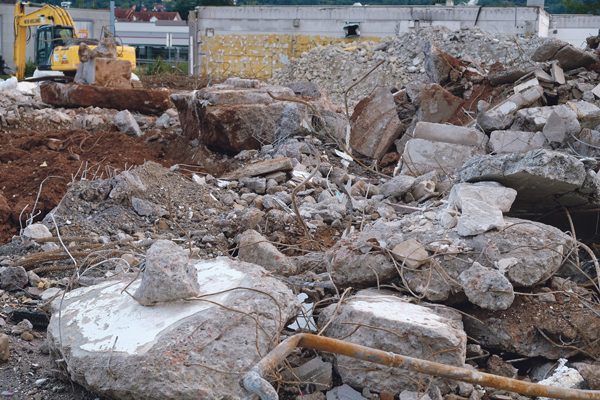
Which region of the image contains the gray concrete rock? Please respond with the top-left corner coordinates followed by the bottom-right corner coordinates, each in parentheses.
top-left (238, 229), bottom-right (296, 276)
top-left (413, 121), bottom-right (486, 147)
top-left (47, 257), bottom-right (300, 400)
top-left (456, 149), bottom-right (587, 211)
top-left (114, 110), bottom-right (142, 137)
top-left (289, 357), bottom-right (332, 391)
top-left (458, 262), bottom-right (514, 310)
top-left (239, 177), bottom-right (267, 194)
top-left (400, 391), bottom-right (431, 400)
top-left (319, 289), bottom-right (466, 393)
top-left (488, 130), bottom-right (546, 154)
top-left (327, 384), bottom-right (366, 400)
top-left (131, 198), bottom-right (167, 217)
top-left (134, 240), bottom-right (200, 304)
top-left (401, 139), bottom-right (482, 176)
top-left (391, 238), bottom-right (429, 268)
top-left (456, 197), bottom-right (504, 236)
top-left (350, 87), bottom-right (404, 160)
top-left (22, 223), bottom-right (52, 240)
top-left (512, 104), bottom-right (580, 135)
top-left (422, 39), bottom-right (453, 85)
top-left (542, 111), bottom-right (567, 145)
top-left (477, 109), bottom-right (515, 134)
top-left (487, 355), bottom-right (518, 378)
top-left (0, 266), bottom-right (28, 290)
top-left (327, 213), bottom-right (572, 298)
top-left (379, 175), bottom-right (416, 199)
top-left (532, 38), bottom-right (599, 70)
top-left (447, 182), bottom-right (517, 213)
top-left (0, 334), bottom-right (8, 361)
top-left (283, 82), bottom-right (322, 98)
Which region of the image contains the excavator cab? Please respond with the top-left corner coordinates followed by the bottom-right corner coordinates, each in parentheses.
top-left (34, 25), bottom-right (75, 70)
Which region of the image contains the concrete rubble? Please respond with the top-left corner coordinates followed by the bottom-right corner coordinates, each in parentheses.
top-left (1, 24), bottom-right (600, 400)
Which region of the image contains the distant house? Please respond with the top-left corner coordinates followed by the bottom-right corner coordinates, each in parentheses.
top-left (114, 8), bottom-right (181, 22)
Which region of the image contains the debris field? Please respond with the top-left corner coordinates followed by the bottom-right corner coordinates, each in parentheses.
top-left (1, 26), bottom-right (600, 400)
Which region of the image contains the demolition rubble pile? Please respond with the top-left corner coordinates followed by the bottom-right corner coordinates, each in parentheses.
top-left (271, 25), bottom-right (544, 107)
top-left (1, 32), bottom-right (600, 400)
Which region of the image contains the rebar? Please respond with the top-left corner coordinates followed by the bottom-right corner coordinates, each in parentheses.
top-left (243, 333), bottom-right (600, 400)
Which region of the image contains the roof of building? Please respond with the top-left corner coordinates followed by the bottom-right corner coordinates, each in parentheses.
top-left (114, 9), bottom-right (181, 22)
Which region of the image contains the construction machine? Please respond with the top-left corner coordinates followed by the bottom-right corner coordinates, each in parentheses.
top-left (13, 1), bottom-right (136, 80)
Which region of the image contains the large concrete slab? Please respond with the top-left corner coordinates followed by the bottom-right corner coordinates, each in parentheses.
top-left (319, 289), bottom-right (466, 393)
top-left (401, 138), bottom-right (482, 176)
top-left (46, 257), bottom-right (300, 399)
top-left (456, 149), bottom-right (587, 211)
top-left (40, 83), bottom-right (170, 115)
top-left (350, 87), bottom-right (404, 160)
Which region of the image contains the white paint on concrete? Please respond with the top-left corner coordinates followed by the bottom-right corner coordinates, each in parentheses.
top-left (58, 258), bottom-right (245, 355)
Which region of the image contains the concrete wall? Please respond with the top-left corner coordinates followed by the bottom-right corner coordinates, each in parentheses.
top-left (115, 20), bottom-right (189, 47)
top-left (190, 5), bottom-right (551, 77)
top-left (0, 5), bottom-right (109, 70)
top-left (550, 14), bottom-right (600, 47)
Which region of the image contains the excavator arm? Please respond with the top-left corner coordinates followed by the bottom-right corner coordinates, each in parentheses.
top-left (13, 2), bottom-right (78, 80)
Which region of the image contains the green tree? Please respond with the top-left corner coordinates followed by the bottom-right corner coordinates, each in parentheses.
top-left (563, 0), bottom-right (600, 13)
top-left (74, 0), bottom-right (85, 7)
top-left (92, 0), bottom-right (99, 8)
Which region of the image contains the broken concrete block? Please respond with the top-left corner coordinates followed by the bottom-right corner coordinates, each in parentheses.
top-left (289, 357), bottom-right (333, 391)
top-left (488, 130), bottom-right (546, 154)
top-left (572, 363), bottom-right (600, 390)
top-left (172, 83), bottom-right (342, 155)
top-left (458, 262), bottom-right (514, 310)
top-left (22, 223), bottom-right (52, 240)
top-left (318, 289), bottom-right (466, 393)
top-left (0, 334), bottom-right (8, 361)
top-left (47, 257), bottom-right (300, 399)
top-left (379, 175), bottom-right (416, 199)
top-left (447, 182), bottom-right (517, 213)
top-left (476, 109), bottom-right (515, 133)
top-left (542, 111), bottom-right (567, 145)
top-left (551, 63), bottom-right (566, 85)
top-left (487, 355), bottom-right (518, 378)
top-left (400, 391), bottom-right (431, 400)
top-left (239, 177), bottom-right (267, 194)
top-left (134, 240), bottom-right (200, 304)
top-left (513, 78), bottom-right (539, 94)
top-left (391, 238), bottom-right (429, 268)
top-left (456, 149), bottom-right (587, 211)
top-left (327, 385), bottom-right (366, 400)
top-left (422, 39), bottom-right (454, 85)
top-left (512, 104), bottom-right (580, 135)
top-left (456, 198), bottom-right (504, 236)
top-left (75, 57), bottom-right (132, 89)
top-left (532, 38), bottom-right (600, 70)
top-left (412, 180), bottom-right (436, 201)
top-left (114, 110), bottom-right (142, 137)
top-left (534, 69), bottom-right (554, 83)
top-left (496, 85), bottom-right (544, 115)
top-left (568, 101), bottom-right (600, 129)
top-left (238, 229), bottom-right (296, 276)
top-left (131, 198), bottom-right (167, 217)
top-left (402, 138), bottom-right (481, 176)
top-left (40, 83), bottom-right (170, 115)
top-left (405, 83), bottom-right (462, 124)
top-left (350, 87), bottom-right (404, 160)
top-left (488, 64), bottom-right (536, 86)
top-left (282, 82), bottom-right (322, 98)
top-left (0, 266), bottom-right (28, 290)
top-left (413, 121), bottom-right (486, 147)
top-left (222, 158), bottom-right (293, 180)
top-left (538, 359), bottom-right (585, 400)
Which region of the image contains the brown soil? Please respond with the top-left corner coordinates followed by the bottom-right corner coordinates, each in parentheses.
top-left (0, 128), bottom-right (180, 246)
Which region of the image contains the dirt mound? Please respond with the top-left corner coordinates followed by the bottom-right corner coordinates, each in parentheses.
top-left (0, 129), bottom-right (178, 245)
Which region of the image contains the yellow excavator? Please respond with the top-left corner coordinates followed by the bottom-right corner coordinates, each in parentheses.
top-left (13, 1), bottom-right (136, 80)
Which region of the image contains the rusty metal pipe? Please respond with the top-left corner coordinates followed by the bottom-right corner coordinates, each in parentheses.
top-left (242, 333), bottom-right (600, 400)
